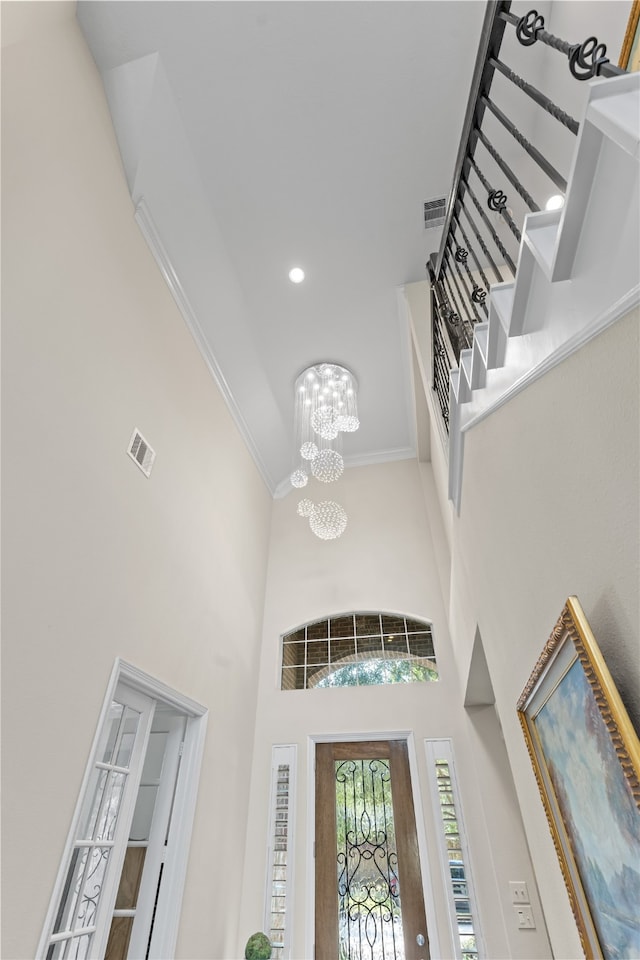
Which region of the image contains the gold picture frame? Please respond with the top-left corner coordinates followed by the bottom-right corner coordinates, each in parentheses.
top-left (517, 597), bottom-right (640, 959)
top-left (619, 0), bottom-right (640, 70)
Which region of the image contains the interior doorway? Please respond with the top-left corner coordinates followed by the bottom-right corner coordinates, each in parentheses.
top-left (38, 661), bottom-right (207, 960)
top-left (315, 740), bottom-right (430, 960)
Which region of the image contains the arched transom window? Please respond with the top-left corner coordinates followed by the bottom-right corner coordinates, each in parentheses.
top-left (281, 612), bottom-right (438, 691)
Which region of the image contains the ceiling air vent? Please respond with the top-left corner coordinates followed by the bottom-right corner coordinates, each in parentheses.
top-left (127, 428), bottom-right (156, 478)
top-left (424, 197), bottom-right (447, 229)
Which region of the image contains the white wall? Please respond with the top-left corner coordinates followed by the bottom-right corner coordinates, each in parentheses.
top-left (1, 7), bottom-right (271, 958)
top-left (241, 459), bottom-right (552, 959)
top-left (449, 307), bottom-right (639, 960)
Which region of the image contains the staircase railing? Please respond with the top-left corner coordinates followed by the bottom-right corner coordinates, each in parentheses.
top-left (430, 1), bottom-right (624, 432)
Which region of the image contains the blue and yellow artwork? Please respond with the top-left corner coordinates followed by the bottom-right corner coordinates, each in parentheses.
top-left (535, 661), bottom-right (640, 959)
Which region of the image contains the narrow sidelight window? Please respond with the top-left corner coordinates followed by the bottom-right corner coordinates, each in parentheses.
top-left (264, 745), bottom-right (296, 959)
top-left (425, 740), bottom-right (482, 960)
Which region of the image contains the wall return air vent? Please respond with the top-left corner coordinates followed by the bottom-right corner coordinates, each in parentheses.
top-left (127, 428), bottom-right (156, 477)
top-left (424, 197), bottom-right (446, 229)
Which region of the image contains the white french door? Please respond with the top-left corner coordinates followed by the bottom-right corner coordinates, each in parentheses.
top-left (43, 683), bottom-right (155, 960)
top-left (39, 664), bottom-right (208, 960)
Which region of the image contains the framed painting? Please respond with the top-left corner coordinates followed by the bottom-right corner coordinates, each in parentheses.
top-left (619, 0), bottom-right (640, 71)
top-left (518, 597), bottom-right (640, 959)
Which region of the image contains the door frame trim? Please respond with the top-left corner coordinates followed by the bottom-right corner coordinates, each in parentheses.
top-left (306, 730), bottom-right (441, 960)
top-left (115, 660), bottom-right (209, 960)
top-left (36, 658), bottom-right (208, 960)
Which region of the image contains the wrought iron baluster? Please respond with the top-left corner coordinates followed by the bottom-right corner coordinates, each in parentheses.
top-left (468, 156), bottom-right (521, 243)
top-left (463, 177), bottom-right (516, 275)
top-left (432, 269), bottom-right (464, 352)
top-left (443, 254), bottom-right (476, 347)
top-left (451, 227), bottom-right (489, 319)
top-left (474, 127), bottom-right (539, 212)
top-left (446, 241), bottom-right (484, 325)
top-left (439, 266), bottom-right (467, 348)
top-left (432, 313), bottom-right (451, 432)
top-left (439, 264), bottom-right (472, 357)
top-left (500, 9), bottom-right (624, 80)
top-left (453, 213), bottom-right (492, 304)
top-left (459, 197), bottom-right (504, 283)
top-left (489, 57), bottom-right (579, 134)
top-left (480, 94), bottom-right (567, 194)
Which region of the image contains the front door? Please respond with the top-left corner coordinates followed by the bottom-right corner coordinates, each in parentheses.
top-left (315, 740), bottom-right (429, 960)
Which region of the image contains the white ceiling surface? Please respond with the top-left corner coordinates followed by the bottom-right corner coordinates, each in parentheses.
top-left (78, 1), bottom-right (486, 494)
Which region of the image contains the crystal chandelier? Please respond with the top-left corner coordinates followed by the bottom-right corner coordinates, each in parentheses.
top-left (297, 498), bottom-right (348, 540)
top-left (290, 362), bottom-right (359, 539)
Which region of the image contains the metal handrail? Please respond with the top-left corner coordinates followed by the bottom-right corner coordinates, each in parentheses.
top-left (435, 1), bottom-right (510, 278)
top-left (429, 1), bottom-right (626, 433)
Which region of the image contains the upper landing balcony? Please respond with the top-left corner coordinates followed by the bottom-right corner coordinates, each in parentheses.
top-left (424, 1), bottom-right (640, 511)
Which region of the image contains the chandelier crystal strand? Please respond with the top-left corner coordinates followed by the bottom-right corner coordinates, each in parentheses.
top-left (309, 501), bottom-right (348, 540)
top-left (300, 441), bottom-right (318, 461)
top-left (290, 362), bottom-right (359, 491)
top-left (311, 449), bottom-right (344, 483)
top-left (290, 362), bottom-right (358, 539)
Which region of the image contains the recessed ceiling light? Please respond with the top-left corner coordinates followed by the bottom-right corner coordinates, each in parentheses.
top-left (545, 194), bottom-right (565, 211)
top-left (289, 267), bottom-right (305, 283)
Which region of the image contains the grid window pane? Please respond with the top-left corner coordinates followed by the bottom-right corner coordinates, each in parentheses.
top-left (281, 613), bottom-right (437, 690)
top-left (281, 666), bottom-right (304, 690)
top-left (408, 633), bottom-right (435, 659)
top-left (329, 616), bottom-right (354, 638)
top-left (282, 642), bottom-right (305, 667)
top-left (381, 615), bottom-right (406, 635)
top-left (306, 641), bottom-right (328, 664)
top-left (406, 617), bottom-right (428, 634)
top-left (384, 634), bottom-right (409, 655)
top-left (330, 638), bottom-right (355, 662)
top-left (306, 663), bottom-right (328, 686)
top-left (356, 635), bottom-right (383, 657)
top-left (355, 613), bottom-right (381, 636)
top-left (306, 620), bottom-right (328, 640)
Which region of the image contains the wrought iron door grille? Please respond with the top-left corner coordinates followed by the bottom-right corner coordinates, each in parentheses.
top-left (335, 758), bottom-right (404, 960)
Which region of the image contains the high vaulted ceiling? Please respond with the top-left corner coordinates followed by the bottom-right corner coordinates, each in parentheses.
top-left (77, 1), bottom-right (486, 493)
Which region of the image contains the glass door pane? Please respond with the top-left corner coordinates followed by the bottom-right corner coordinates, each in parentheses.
top-left (316, 741), bottom-right (429, 960)
top-left (335, 757), bottom-right (405, 960)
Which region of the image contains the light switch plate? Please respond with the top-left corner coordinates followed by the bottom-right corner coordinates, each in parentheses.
top-left (514, 905), bottom-right (536, 929)
top-left (509, 880), bottom-right (530, 903)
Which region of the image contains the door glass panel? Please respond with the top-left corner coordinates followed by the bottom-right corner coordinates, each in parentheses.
top-left (95, 772), bottom-right (127, 841)
top-left (45, 939), bottom-right (67, 959)
top-left (100, 704), bottom-right (125, 763)
top-left (114, 707), bottom-right (141, 769)
top-left (66, 934), bottom-right (92, 959)
top-left (75, 847), bottom-right (110, 930)
top-left (78, 769), bottom-right (109, 841)
top-left (52, 847), bottom-right (87, 934)
top-left (335, 758), bottom-right (405, 960)
top-left (129, 785), bottom-right (159, 842)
